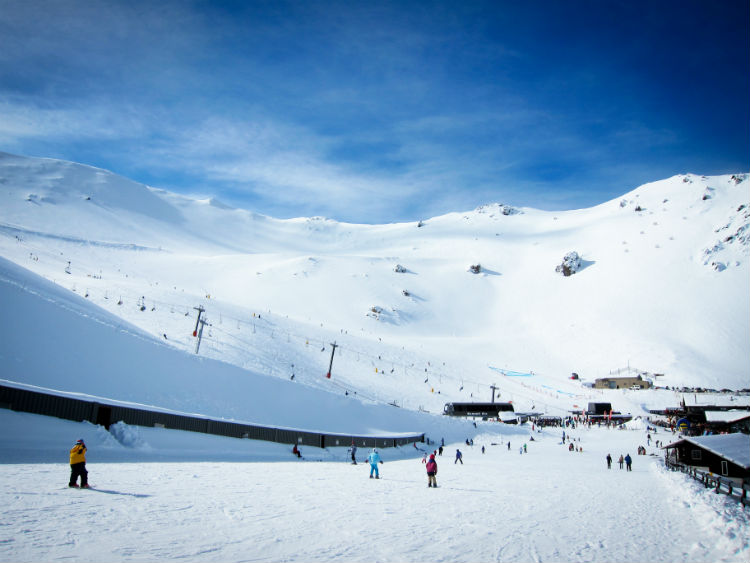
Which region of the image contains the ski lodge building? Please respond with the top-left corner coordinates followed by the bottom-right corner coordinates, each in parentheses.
top-left (593, 375), bottom-right (651, 390)
top-left (663, 433), bottom-right (750, 485)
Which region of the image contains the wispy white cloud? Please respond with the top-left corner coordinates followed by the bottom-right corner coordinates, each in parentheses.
top-left (1, 1), bottom-right (745, 223)
top-left (0, 98), bottom-right (149, 144)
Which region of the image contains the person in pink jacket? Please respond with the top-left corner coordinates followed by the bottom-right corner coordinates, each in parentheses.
top-left (426, 453), bottom-right (438, 488)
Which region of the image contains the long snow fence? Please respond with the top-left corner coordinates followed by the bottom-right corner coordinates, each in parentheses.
top-left (0, 384), bottom-right (424, 450)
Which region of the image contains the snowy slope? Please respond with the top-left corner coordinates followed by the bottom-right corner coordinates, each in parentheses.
top-left (1, 152), bottom-right (749, 563)
top-left (0, 151), bottom-right (748, 423)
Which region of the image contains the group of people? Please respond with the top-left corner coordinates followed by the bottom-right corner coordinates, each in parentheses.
top-left (70, 425), bottom-right (644, 491)
top-left (606, 453), bottom-right (633, 471)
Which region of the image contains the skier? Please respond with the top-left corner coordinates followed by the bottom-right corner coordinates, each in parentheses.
top-left (606, 453), bottom-right (612, 469)
top-left (618, 454), bottom-right (624, 469)
top-left (68, 439), bottom-right (89, 488)
top-left (292, 444), bottom-right (301, 458)
top-left (368, 448), bottom-right (383, 479)
top-left (350, 443), bottom-right (357, 465)
top-left (426, 453), bottom-right (438, 488)
top-left (523, 443), bottom-right (527, 453)
top-left (481, 445), bottom-right (485, 454)
top-left (455, 449), bottom-right (463, 464)
top-left (438, 445), bottom-right (443, 456)
top-left (625, 453), bottom-right (632, 471)
top-left (507, 441), bottom-right (511, 451)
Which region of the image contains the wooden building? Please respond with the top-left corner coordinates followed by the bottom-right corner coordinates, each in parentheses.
top-left (663, 433), bottom-right (750, 485)
top-left (594, 376), bottom-right (651, 390)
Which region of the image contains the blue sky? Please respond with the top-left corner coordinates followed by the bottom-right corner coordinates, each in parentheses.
top-left (1, 0), bottom-right (748, 223)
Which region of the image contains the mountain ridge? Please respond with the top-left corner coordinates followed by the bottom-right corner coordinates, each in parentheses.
top-left (1, 152), bottom-right (748, 413)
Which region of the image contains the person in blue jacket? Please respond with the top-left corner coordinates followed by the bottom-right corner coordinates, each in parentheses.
top-left (368, 448), bottom-right (383, 479)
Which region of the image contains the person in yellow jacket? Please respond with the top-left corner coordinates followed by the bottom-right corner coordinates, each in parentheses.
top-left (69, 439), bottom-right (89, 488)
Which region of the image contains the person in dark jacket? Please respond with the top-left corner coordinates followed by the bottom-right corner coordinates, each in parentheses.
top-left (606, 453), bottom-right (612, 469)
top-left (69, 439), bottom-right (88, 488)
top-left (426, 454), bottom-right (438, 487)
top-left (455, 449), bottom-right (463, 464)
top-left (625, 453), bottom-right (632, 471)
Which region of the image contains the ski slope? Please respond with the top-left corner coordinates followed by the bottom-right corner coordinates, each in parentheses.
top-left (0, 152), bottom-right (748, 562)
top-left (1, 409), bottom-right (748, 562)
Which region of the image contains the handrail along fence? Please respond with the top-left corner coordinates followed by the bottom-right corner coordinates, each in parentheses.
top-left (664, 455), bottom-right (749, 507)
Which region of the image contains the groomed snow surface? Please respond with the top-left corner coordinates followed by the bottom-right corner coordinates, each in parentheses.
top-left (1, 410), bottom-right (748, 563)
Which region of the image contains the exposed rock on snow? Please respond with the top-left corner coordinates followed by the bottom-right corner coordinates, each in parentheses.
top-left (555, 251), bottom-right (583, 277)
top-left (367, 305), bottom-right (383, 319)
top-left (475, 203), bottom-right (521, 216)
top-left (702, 201), bottom-right (750, 270)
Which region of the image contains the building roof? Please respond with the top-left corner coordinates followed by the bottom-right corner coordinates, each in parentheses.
top-left (665, 433), bottom-right (750, 470)
top-left (704, 410), bottom-right (750, 424)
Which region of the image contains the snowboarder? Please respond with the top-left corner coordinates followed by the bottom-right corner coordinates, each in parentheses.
top-left (625, 454), bottom-right (632, 471)
top-left (455, 449), bottom-right (463, 464)
top-left (68, 439), bottom-right (89, 488)
top-left (368, 448), bottom-right (383, 479)
top-left (350, 443), bottom-right (357, 464)
top-left (618, 454), bottom-right (624, 469)
top-left (426, 454), bottom-right (438, 488)
top-left (606, 453), bottom-right (612, 469)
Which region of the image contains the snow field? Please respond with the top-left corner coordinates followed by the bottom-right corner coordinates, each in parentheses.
top-left (1, 421), bottom-right (747, 563)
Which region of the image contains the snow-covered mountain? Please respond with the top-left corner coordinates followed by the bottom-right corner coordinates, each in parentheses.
top-left (0, 151), bottom-right (748, 429)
